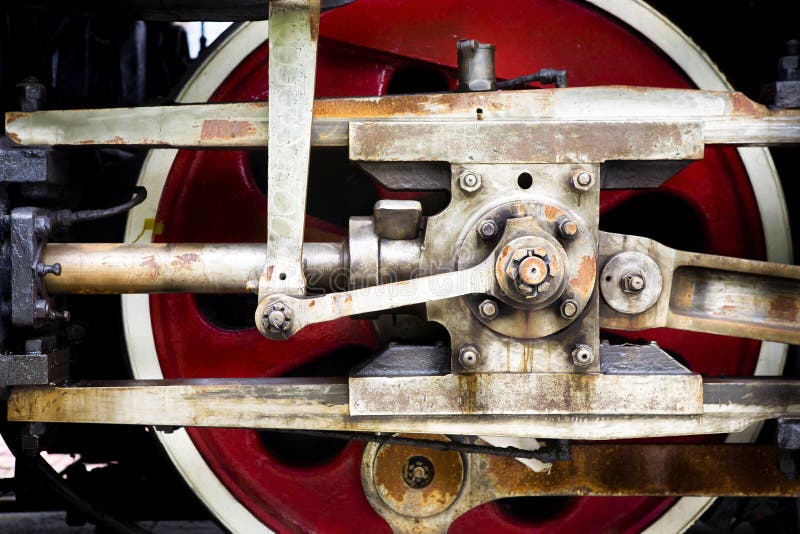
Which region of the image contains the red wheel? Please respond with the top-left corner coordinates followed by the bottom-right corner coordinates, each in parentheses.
top-left (124, 1), bottom-right (791, 532)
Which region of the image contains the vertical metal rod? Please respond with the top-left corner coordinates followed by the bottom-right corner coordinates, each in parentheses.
top-left (258, 0), bottom-right (321, 300)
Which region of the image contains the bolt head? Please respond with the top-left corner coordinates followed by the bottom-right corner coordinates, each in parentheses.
top-left (558, 219), bottom-right (578, 239)
top-left (571, 170), bottom-right (595, 191)
top-left (458, 345), bottom-right (481, 369)
top-left (459, 171), bottom-right (482, 193)
top-left (478, 299), bottom-right (499, 320)
top-left (477, 219), bottom-right (498, 239)
top-left (622, 272), bottom-right (646, 293)
top-left (560, 299), bottom-right (579, 318)
top-left (571, 344), bottom-right (594, 367)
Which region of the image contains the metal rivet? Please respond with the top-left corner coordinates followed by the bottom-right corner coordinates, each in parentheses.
top-left (478, 299), bottom-right (499, 320)
top-left (571, 344), bottom-right (594, 367)
top-left (403, 456), bottom-right (435, 489)
top-left (458, 345), bottom-right (481, 369)
top-left (560, 299), bottom-right (578, 319)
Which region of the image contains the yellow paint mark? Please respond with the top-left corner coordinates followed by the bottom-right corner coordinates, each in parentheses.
top-left (132, 218), bottom-right (164, 243)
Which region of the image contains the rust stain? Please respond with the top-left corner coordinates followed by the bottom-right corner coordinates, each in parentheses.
top-left (6, 130), bottom-right (21, 144)
top-left (5, 112), bottom-right (24, 124)
top-left (570, 255), bottom-right (597, 298)
top-left (544, 205), bottom-right (563, 222)
top-left (768, 295), bottom-right (799, 323)
top-left (200, 120), bottom-right (257, 141)
top-left (139, 255), bottom-right (160, 279)
top-left (170, 253), bottom-right (200, 271)
top-left (730, 91), bottom-right (767, 117)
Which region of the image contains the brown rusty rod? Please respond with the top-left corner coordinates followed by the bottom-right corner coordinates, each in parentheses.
top-left (42, 242), bottom-right (346, 294)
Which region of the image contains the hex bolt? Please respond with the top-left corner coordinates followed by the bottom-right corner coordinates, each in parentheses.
top-left (560, 299), bottom-right (578, 319)
top-left (458, 171), bottom-right (482, 193)
top-left (477, 219), bottom-right (498, 239)
top-left (621, 271), bottom-right (646, 293)
top-left (402, 456), bottom-right (435, 489)
top-left (571, 344), bottom-right (594, 367)
top-left (458, 345), bottom-right (481, 369)
top-left (478, 299), bottom-right (499, 320)
top-left (571, 170), bottom-right (596, 192)
top-left (263, 301), bottom-right (293, 334)
top-left (557, 219), bottom-right (578, 239)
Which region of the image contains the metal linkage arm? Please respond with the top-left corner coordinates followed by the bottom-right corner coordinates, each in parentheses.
top-left (254, 255), bottom-right (496, 339)
top-left (600, 231), bottom-right (800, 344)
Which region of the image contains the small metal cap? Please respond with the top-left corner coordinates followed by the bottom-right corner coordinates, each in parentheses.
top-left (557, 219), bottom-right (578, 239)
top-left (459, 171), bottom-right (482, 193)
top-left (478, 299), bottom-right (499, 320)
top-left (560, 299), bottom-right (578, 319)
top-left (571, 344), bottom-right (594, 367)
top-left (458, 345), bottom-right (481, 369)
top-left (571, 170), bottom-right (595, 192)
top-left (621, 272), bottom-right (646, 293)
top-left (477, 219), bottom-right (498, 239)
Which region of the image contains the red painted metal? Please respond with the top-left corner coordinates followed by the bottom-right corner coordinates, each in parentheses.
top-left (148, 0), bottom-right (767, 531)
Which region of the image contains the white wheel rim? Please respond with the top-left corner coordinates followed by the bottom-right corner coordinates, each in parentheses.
top-left (122, 5), bottom-right (792, 532)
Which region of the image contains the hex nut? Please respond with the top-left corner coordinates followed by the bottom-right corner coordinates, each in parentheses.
top-left (571, 344), bottom-right (594, 367)
top-left (458, 345), bottom-right (481, 369)
top-left (459, 171), bottom-right (482, 193)
top-left (622, 271), bottom-right (646, 293)
top-left (478, 299), bottom-right (499, 320)
top-left (477, 219), bottom-right (498, 239)
top-left (571, 170), bottom-right (595, 192)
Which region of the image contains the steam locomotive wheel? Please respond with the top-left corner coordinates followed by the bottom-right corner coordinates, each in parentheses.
top-left (123, 1), bottom-right (791, 532)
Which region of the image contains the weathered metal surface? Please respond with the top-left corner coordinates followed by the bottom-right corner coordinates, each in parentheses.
top-left (600, 231), bottom-right (800, 344)
top-left (10, 377), bottom-right (800, 439)
top-left (349, 372), bottom-right (703, 416)
top-left (349, 120), bottom-right (705, 163)
top-left (424, 164), bottom-right (600, 374)
top-left (600, 342), bottom-right (692, 375)
top-left (7, 88), bottom-right (800, 148)
top-left (362, 440), bottom-right (800, 533)
top-left (257, 0), bottom-right (321, 302)
top-left (368, 435), bottom-right (464, 519)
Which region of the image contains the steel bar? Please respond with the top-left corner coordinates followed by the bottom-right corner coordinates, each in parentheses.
top-left (43, 238), bottom-right (800, 344)
top-left (7, 88), bottom-right (800, 148)
top-left (601, 232), bottom-right (800, 344)
top-left (258, 0), bottom-right (320, 301)
top-left (42, 242), bottom-right (345, 294)
top-left (8, 378), bottom-right (800, 439)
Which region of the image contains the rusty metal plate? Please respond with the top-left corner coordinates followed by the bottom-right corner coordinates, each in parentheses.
top-left (349, 121), bottom-right (704, 163)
